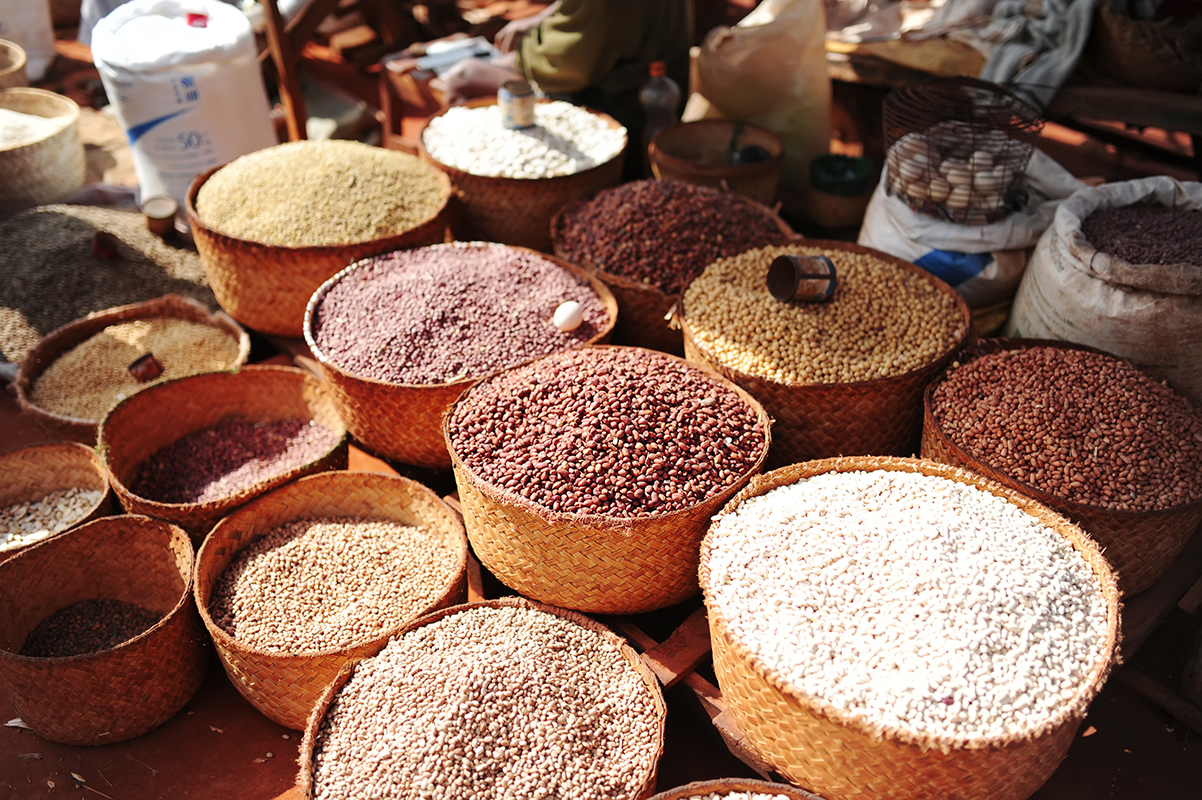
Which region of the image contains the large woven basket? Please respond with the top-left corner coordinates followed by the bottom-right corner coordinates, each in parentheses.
top-left (194, 471), bottom-right (468, 730)
top-left (99, 365), bottom-right (349, 541)
top-left (0, 442), bottom-right (113, 564)
top-left (0, 39), bottom-right (27, 90)
top-left (0, 515), bottom-right (209, 745)
top-left (649, 778), bottom-right (824, 800)
top-left (185, 163), bottom-right (453, 337)
top-left (921, 337), bottom-right (1202, 597)
top-left (699, 456), bottom-right (1121, 800)
top-left (445, 346), bottom-right (771, 614)
top-left (649, 120), bottom-right (786, 207)
top-left (295, 597), bottom-right (668, 800)
top-left (304, 243), bottom-right (618, 471)
top-left (680, 240), bottom-right (970, 468)
top-left (13, 294), bottom-right (250, 445)
top-left (1087, 2), bottom-right (1202, 94)
top-left (418, 97), bottom-right (626, 252)
top-left (0, 88), bottom-right (86, 216)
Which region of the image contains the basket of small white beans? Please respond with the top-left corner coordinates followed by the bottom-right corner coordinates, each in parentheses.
top-left (699, 456), bottom-right (1120, 800)
top-left (648, 778), bottom-right (824, 800)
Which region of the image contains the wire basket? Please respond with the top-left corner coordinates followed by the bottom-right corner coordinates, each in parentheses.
top-left (883, 77), bottom-right (1043, 226)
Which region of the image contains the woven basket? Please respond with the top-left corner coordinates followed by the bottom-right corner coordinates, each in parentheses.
top-left (99, 365), bottom-right (349, 541)
top-left (13, 294), bottom-right (251, 445)
top-left (0, 515), bottom-right (209, 745)
top-left (194, 471), bottom-right (468, 730)
top-left (0, 39), bottom-right (27, 90)
top-left (649, 120), bottom-right (786, 207)
top-left (649, 778), bottom-right (825, 800)
top-left (699, 456), bottom-right (1121, 800)
top-left (445, 346), bottom-right (771, 614)
top-left (680, 240), bottom-right (970, 469)
top-left (0, 442), bottom-right (113, 564)
top-left (0, 88), bottom-right (86, 216)
top-left (1088, 2), bottom-right (1202, 94)
top-left (304, 243), bottom-right (618, 471)
top-left (185, 163), bottom-right (453, 337)
top-left (295, 597), bottom-right (668, 800)
top-left (418, 97), bottom-right (626, 252)
top-left (921, 337), bottom-right (1202, 596)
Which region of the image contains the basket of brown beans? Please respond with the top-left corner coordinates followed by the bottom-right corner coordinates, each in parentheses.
top-left (680, 241), bottom-right (970, 468)
top-left (553, 178), bottom-right (795, 355)
top-left (700, 456), bottom-right (1119, 800)
top-left (0, 515), bottom-right (209, 745)
top-left (100, 365), bottom-right (349, 540)
top-left (922, 338), bottom-right (1202, 596)
top-left (297, 597), bottom-right (666, 800)
top-left (445, 345), bottom-right (770, 614)
top-left (194, 471), bottom-right (468, 730)
top-left (305, 241), bottom-right (617, 471)
top-left (648, 778), bottom-right (824, 800)
top-left (14, 294), bottom-right (250, 444)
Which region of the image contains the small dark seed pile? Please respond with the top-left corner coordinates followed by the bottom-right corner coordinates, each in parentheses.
top-left (1080, 204), bottom-right (1202, 265)
top-left (130, 418), bottom-right (341, 504)
top-left (449, 348), bottom-right (765, 516)
top-left (555, 179), bottom-right (789, 295)
top-left (313, 244), bottom-right (608, 384)
top-left (20, 599), bottom-right (162, 658)
top-left (931, 347), bottom-right (1202, 511)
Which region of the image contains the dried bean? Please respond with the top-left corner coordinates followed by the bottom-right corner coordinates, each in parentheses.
top-left (20, 599), bottom-right (161, 658)
top-left (1080, 204), bottom-right (1202, 265)
top-left (1, 488), bottom-right (104, 551)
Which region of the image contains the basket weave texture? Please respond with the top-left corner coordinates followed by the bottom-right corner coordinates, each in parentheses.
top-left (649, 120), bottom-right (786, 207)
top-left (0, 39), bottom-right (27, 89)
top-left (295, 596), bottom-right (668, 800)
top-left (0, 88), bottom-right (86, 216)
top-left (99, 365), bottom-right (349, 541)
top-left (1088, 2), bottom-right (1202, 93)
top-left (698, 456), bottom-right (1120, 800)
top-left (304, 245), bottom-right (618, 471)
top-left (13, 294), bottom-right (251, 445)
top-left (0, 515), bottom-right (209, 745)
top-left (921, 337), bottom-right (1202, 597)
top-left (194, 471), bottom-right (468, 730)
top-left (648, 778), bottom-right (825, 800)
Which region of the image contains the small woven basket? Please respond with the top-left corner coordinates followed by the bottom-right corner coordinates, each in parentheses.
top-left (680, 240), bottom-right (970, 469)
top-left (0, 39), bottom-right (27, 90)
top-left (1087, 2), bottom-right (1202, 94)
top-left (699, 456), bottom-right (1121, 800)
top-left (295, 597), bottom-right (668, 800)
top-left (0, 515), bottom-right (209, 746)
top-left (304, 243), bottom-right (618, 471)
top-left (185, 163), bottom-right (453, 337)
top-left (418, 97), bottom-right (626, 252)
top-left (13, 294), bottom-right (251, 445)
top-left (445, 346), bottom-right (771, 614)
top-left (648, 778), bottom-right (825, 800)
top-left (194, 471), bottom-right (468, 730)
top-left (0, 442), bottom-right (113, 564)
top-left (0, 88), bottom-right (86, 216)
top-left (649, 120), bottom-right (786, 207)
top-left (921, 337), bottom-right (1202, 596)
top-left (99, 365), bottom-right (349, 541)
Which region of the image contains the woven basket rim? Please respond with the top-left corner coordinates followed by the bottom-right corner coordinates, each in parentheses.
top-left (648, 777), bottom-right (824, 800)
top-left (925, 336), bottom-right (1202, 518)
top-left (442, 344), bottom-right (773, 528)
top-left (698, 455), bottom-right (1121, 753)
top-left (649, 119), bottom-right (786, 178)
top-left (302, 241), bottom-right (618, 390)
top-left (194, 470), bottom-right (469, 660)
top-left (0, 38), bottom-right (27, 77)
top-left (0, 441), bottom-right (111, 555)
top-left (0, 87), bottom-right (80, 154)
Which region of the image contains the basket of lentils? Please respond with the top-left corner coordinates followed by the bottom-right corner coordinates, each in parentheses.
top-left (194, 470), bottom-right (468, 730)
top-left (923, 338), bottom-right (1202, 596)
top-left (305, 241), bottom-right (617, 470)
top-left (187, 140), bottom-right (453, 337)
top-left (700, 456), bottom-right (1119, 800)
top-left (100, 365), bottom-right (349, 540)
top-left (649, 779), bottom-right (824, 800)
top-left (445, 345), bottom-right (770, 614)
top-left (0, 515), bottom-right (209, 745)
top-left (419, 97), bottom-right (626, 251)
top-left (553, 178), bottom-right (796, 355)
top-left (297, 597), bottom-right (667, 800)
top-left (680, 241), bottom-right (969, 468)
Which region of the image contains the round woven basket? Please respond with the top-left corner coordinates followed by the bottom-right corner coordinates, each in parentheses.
top-left (0, 515), bottom-right (209, 746)
top-left (304, 243), bottom-right (618, 471)
top-left (185, 162), bottom-right (453, 337)
top-left (445, 346), bottom-right (771, 614)
top-left (0, 88), bottom-right (86, 216)
top-left (0, 442), bottom-right (113, 564)
top-left (194, 471), bottom-right (468, 730)
top-left (699, 456), bottom-right (1121, 800)
top-left (418, 97), bottom-right (626, 252)
top-left (99, 365), bottom-right (349, 541)
top-left (921, 337), bottom-right (1202, 597)
top-left (649, 120), bottom-right (786, 207)
top-left (0, 39), bottom-right (28, 90)
top-left (1087, 2), bottom-right (1202, 94)
top-left (13, 294), bottom-right (251, 445)
top-left (295, 596), bottom-right (668, 800)
top-left (648, 778), bottom-right (824, 800)
top-left (680, 240), bottom-right (970, 469)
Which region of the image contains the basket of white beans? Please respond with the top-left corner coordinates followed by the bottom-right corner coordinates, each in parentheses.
top-left (699, 456), bottom-right (1119, 800)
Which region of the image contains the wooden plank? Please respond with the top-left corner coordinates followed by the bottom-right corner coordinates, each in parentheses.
top-left (713, 710), bottom-right (776, 780)
top-left (1178, 574), bottom-right (1202, 615)
top-left (1113, 667), bottom-right (1202, 735)
top-left (640, 607), bottom-right (712, 688)
top-left (1046, 85), bottom-right (1202, 136)
top-left (1120, 527), bottom-right (1202, 658)
top-left (263, 0), bottom-right (309, 141)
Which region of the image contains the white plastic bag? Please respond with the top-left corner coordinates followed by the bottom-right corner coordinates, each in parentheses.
top-left (0, 0), bottom-right (56, 81)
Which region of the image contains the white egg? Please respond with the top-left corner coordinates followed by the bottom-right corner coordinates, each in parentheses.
top-left (939, 158), bottom-right (968, 179)
top-left (969, 150), bottom-right (995, 171)
top-left (898, 158), bottom-right (929, 184)
top-left (946, 185), bottom-right (972, 209)
top-left (552, 300), bottom-right (584, 332)
top-left (973, 171), bottom-right (1003, 192)
top-left (905, 181), bottom-right (931, 200)
top-left (928, 176), bottom-right (951, 203)
top-left (945, 167), bottom-right (975, 187)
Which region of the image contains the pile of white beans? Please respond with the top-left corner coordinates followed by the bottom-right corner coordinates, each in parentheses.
top-left (1, 488), bottom-right (103, 550)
